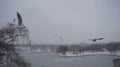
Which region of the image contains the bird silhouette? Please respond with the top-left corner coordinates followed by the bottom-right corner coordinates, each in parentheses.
top-left (88, 38), bottom-right (104, 42)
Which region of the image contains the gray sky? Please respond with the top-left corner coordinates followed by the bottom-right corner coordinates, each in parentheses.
top-left (0, 0), bottom-right (120, 44)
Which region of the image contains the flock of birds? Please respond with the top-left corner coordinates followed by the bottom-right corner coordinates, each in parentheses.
top-left (56, 35), bottom-right (104, 42)
top-left (15, 12), bottom-right (104, 42)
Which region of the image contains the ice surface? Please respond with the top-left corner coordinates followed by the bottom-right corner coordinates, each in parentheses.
top-left (22, 52), bottom-right (120, 67)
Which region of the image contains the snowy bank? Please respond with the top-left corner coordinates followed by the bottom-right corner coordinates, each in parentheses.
top-left (58, 51), bottom-right (120, 57)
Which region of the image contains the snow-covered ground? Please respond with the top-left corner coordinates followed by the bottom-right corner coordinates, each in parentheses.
top-left (58, 51), bottom-right (120, 57)
top-left (22, 52), bottom-right (120, 67)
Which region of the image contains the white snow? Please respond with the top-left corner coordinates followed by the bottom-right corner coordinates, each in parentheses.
top-left (58, 51), bottom-right (120, 57)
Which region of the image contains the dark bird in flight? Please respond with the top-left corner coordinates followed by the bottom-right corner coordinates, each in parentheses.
top-left (88, 38), bottom-right (104, 42)
top-left (17, 12), bottom-right (22, 26)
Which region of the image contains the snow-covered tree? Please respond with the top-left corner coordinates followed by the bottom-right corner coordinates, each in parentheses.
top-left (0, 12), bottom-right (30, 67)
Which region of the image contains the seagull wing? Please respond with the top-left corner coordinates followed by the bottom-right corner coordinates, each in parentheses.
top-left (98, 38), bottom-right (104, 40)
top-left (13, 18), bottom-right (16, 22)
top-left (17, 12), bottom-right (22, 26)
top-left (56, 35), bottom-right (64, 41)
top-left (88, 39), bottom-right (97, 42)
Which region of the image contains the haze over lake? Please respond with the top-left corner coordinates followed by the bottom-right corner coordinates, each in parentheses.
top-left (0, 0), bottom-right (120, 44)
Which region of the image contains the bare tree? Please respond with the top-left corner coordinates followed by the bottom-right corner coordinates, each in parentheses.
top-left (0, 22), bottom-right (30, 67)
top-left (57, 45), bottom-right (68, 55)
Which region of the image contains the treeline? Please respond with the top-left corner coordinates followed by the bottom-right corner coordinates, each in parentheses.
top-left (56, 42), bottom-right (120, 55)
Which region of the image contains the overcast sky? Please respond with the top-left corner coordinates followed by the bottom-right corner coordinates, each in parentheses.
top-left (0, 0), bottom-right (120, 44)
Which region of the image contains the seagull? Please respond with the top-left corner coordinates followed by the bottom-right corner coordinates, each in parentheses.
top-left (88, 38), bottom-right (104, 42)
top-left (56, 35), bottom-right (64, 41)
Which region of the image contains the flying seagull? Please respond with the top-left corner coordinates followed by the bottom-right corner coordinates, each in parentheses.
top-left (17, 12), bottom-right (22, 26)
top-left (56, 35), bottom-right (64, 41)
top-left (88, 38), bottom-right (104, 42)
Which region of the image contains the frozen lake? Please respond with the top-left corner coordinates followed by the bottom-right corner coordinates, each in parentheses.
top-left (22, 52), bottom-right (120, 67)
